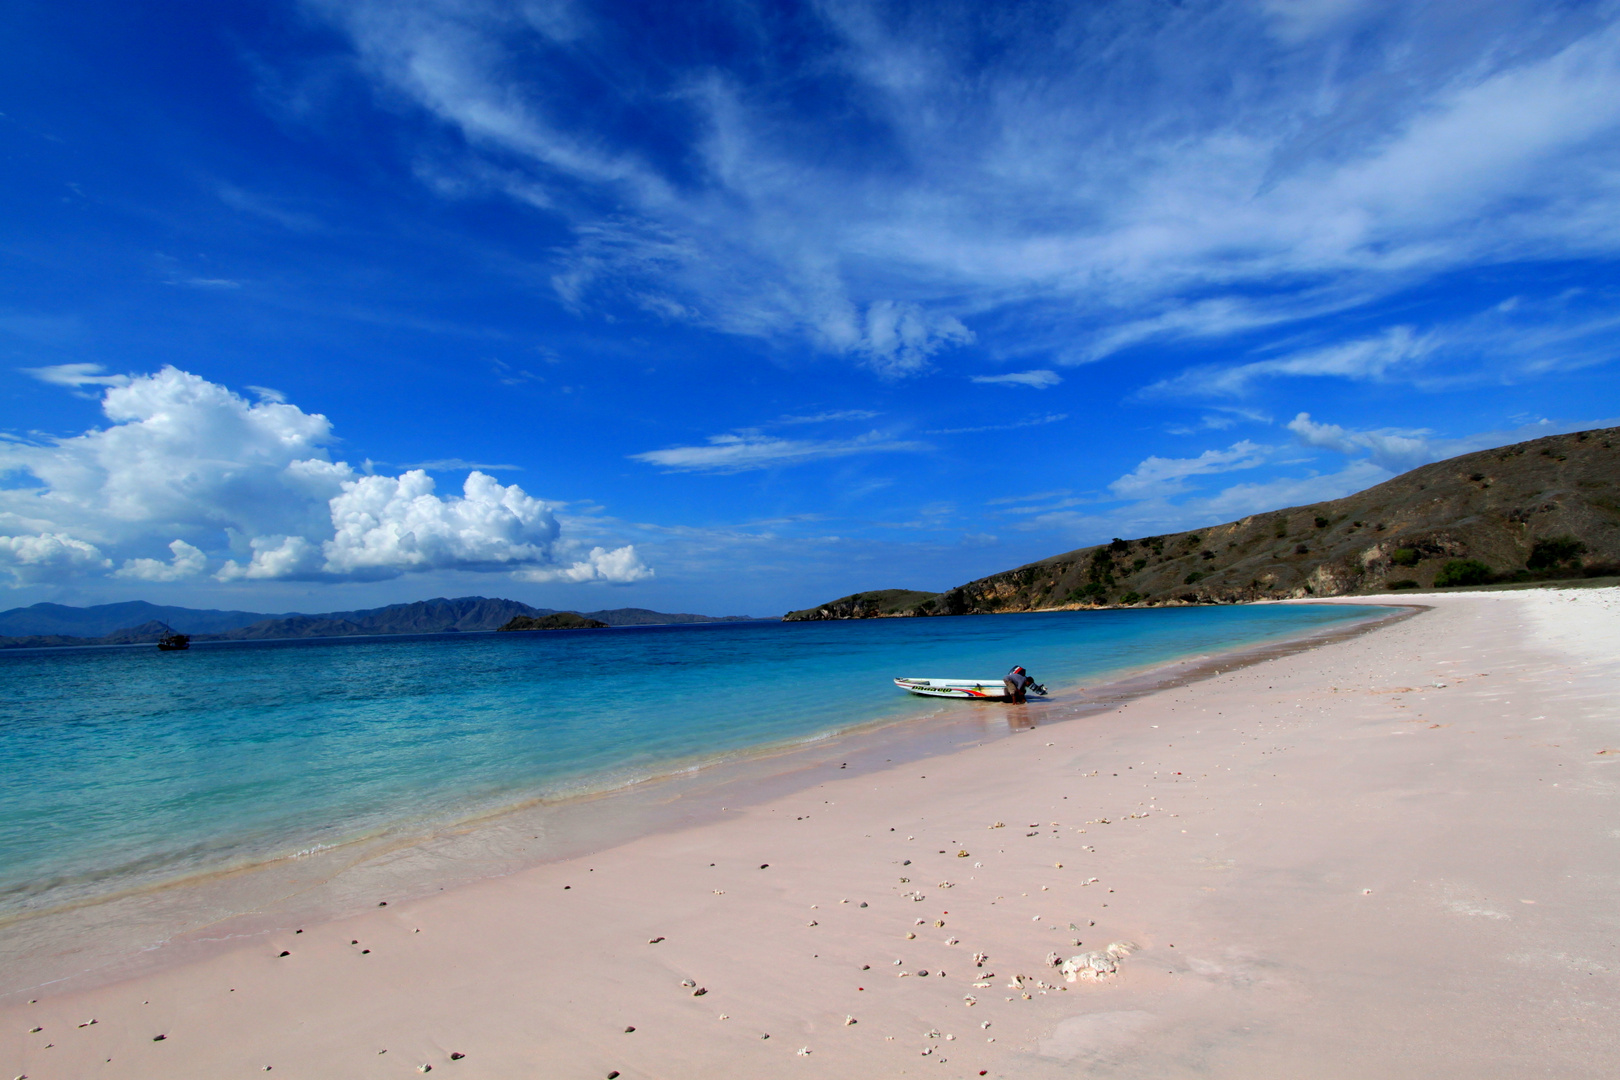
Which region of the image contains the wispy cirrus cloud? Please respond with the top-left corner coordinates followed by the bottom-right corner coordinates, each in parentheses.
top-left (409, 458), bottom-right (523, 472)
top-left (296, 0), bottom-right (1620, 374)
top-left (774, 409), bottom-right (881, 425)
top-left (971, 370), bottom-right (1062, 389)
top-left (923, 413), bottom-right (1068, 436)
top-left (1143, 327), bottom-right (1433, 399)
top-left (629, 431), bottom-right (927, 473)
top-left (23, 363), bottom-right (131, 389)
top-left (1106, 440), bottom-right (1272, 500)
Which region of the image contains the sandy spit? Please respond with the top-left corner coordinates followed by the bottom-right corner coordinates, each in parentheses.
top-left (3, 588), bottom-right (1617, 1079)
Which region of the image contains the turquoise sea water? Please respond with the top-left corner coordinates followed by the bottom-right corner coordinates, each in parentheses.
top-left (0, 604), bottom-right (1386, 918)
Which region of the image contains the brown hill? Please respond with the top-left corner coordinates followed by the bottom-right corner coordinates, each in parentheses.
top-left (784, 589), bottom-right (941, 621)
top-left (785, 425), bottom-right (1620, 619)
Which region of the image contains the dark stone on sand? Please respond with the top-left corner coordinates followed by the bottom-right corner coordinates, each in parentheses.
top-left (278, 951), bottom-right (290, 957)
top-left (760, 864), bottom-right (769, 869)
top-left (624, 1026), bottom-right (635, 1033)
top-left (152, 1035), bottom-right (166, 1041)
top-left (449, 1052), bottom-right (464, 1060)
top-left (607, 1072), bottom-right (621, 1079)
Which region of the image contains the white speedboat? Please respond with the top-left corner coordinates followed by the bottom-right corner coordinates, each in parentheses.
top-left (894, 677), bottom-right (1011, 699)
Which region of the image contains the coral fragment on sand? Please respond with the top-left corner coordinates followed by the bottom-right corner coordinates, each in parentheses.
top-left (1059, 941), bottom-right (1138, 982)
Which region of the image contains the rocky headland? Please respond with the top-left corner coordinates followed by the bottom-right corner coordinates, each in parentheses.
top-left (785, 425), bottom-right (1620, 619)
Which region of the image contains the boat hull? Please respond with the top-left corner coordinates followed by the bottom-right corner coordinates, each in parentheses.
top-left (893, 677), bottom-right (1008, 699)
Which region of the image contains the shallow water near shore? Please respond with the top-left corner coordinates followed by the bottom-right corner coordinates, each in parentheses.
top-left (0, 604), bottom-right (1386, 926)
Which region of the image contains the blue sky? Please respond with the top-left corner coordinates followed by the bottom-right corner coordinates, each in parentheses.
top-left (3, 0), bottom-right (1619, 617)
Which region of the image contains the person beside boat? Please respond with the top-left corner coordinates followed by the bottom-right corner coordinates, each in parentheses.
top-left (1004, 665), bottom-right (1041, 702)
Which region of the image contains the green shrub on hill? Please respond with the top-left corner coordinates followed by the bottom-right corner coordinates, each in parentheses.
top-left (1433, 559), bottom-right (1493, 587)
top-left (1527, 536), bottom-right (1587, 571)
top-left (1390, 547), bottom-right (1420, 567)
top-left (1387, 579), bottom-right (1420, 590)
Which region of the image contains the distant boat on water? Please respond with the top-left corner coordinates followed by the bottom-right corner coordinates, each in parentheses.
top-left (156, 623), bottom-right (190, 651)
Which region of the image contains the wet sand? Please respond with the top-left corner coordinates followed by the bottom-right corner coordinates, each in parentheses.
top-left (3, 588), bottom-right (1616, 1078)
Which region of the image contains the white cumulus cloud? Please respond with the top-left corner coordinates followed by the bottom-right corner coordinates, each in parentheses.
top-left (1, 366), bottom-right (649, 587)
top-left (514, 544), bottom-right (653, 583)
top-left (0, 533), bottom-right (111, 584)
top-left (116, 539), bottom-right (208, 582)
top-left (318, 470), bottom-right (562, 577)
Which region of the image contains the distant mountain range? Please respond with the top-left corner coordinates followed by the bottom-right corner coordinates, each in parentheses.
top-left (0, 597), bottom-right (755, 649)
top-left (785, 425), bottom-right (1620, 619)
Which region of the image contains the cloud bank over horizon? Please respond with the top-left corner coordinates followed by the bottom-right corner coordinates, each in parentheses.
top-left (0, 366), bottom-right (650, 588)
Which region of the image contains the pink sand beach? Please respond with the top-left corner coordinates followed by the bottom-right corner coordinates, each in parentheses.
top-left (4, 588), bottom-right (1617, 1078)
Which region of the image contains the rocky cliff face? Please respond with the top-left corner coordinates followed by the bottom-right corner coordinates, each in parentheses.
top-left (785, 426), bottom-right (1620, 619)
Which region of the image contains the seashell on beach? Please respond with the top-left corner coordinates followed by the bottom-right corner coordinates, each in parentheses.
top-left (845, 1015), bottom-right (857, 1025)
top-left (680, 979), bottom-right (696, 987)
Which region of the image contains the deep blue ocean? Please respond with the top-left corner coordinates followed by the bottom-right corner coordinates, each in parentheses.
top-left (0, 604), bottom-right (1385, 917)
